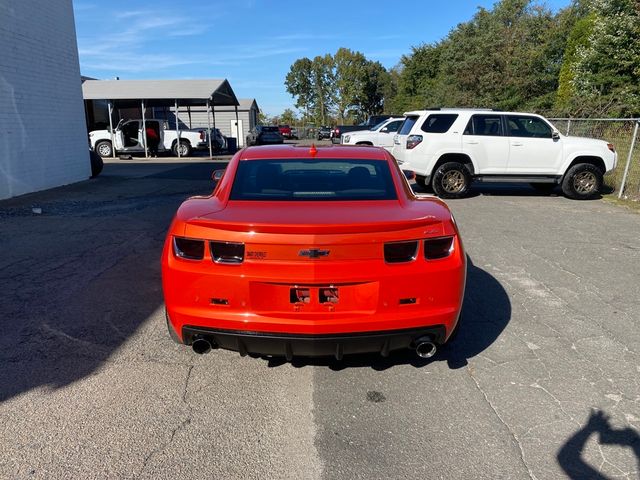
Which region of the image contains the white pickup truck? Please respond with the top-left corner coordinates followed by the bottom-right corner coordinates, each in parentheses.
top-left (340, 117), bottom-right (404, 151)
top-left (89, 119), bottom-right (209, 157)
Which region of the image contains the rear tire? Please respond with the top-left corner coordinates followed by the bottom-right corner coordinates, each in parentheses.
top-left (172, 140), bottom-right (192, 157)
top-left (432, 162), bottom-right (472, 199)
top-left (561, 163), bottom-right (603, 200)
top-left (95, 141), bottom-right (112, 158)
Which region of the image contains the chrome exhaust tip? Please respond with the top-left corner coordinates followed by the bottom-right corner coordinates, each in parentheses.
top-left (192, 338), bottom-right (213, 355)
top-left (415, 338), bottom-right (437, 359)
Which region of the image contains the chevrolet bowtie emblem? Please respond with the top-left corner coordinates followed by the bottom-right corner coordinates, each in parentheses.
top-left (299, 248), bottom-right (330, 258)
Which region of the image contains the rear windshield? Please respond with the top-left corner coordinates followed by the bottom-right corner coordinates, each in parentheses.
top-left (230, 159), bottom-right (397, 201)
top-left (421, 114), bottom-right (458, 133)
top-left (398, 116), bottom-right (419, 135)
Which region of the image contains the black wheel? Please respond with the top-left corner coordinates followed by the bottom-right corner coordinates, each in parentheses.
top-left (431, 162), bottom-right (472, 199)
top-left (530, 183), bottom-right (556, 193)
top-left (172, 140), bottom-right (191, 157)
top-left (95, 140), bottom-right (112, 157)
top-left (89, 150), bottom-right (103, 177)
top-left (561, 163), bottom-right (603, 200)
top-left (165, 308), bottom-right (182, 344)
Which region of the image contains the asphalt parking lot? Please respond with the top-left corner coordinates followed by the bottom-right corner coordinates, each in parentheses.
top-left (1, 155), bottom-right (639, 479)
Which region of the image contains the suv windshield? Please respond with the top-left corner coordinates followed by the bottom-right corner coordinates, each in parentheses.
top-left (370, 120), bottom-right (388, 131)
top-left (261, 126), bottom-right (279, 132)
top-left (230, 159), bottom-right (397, 201)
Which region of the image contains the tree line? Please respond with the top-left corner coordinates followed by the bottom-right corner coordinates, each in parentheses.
top-left (281, 0), bottom-right (639, 125)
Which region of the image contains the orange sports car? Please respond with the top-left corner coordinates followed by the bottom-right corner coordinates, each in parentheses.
top-left (161, 144), bottom-right (466, 360)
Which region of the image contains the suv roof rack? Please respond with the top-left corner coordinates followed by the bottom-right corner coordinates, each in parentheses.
top-left (423, 107), bottom-right (496, 112)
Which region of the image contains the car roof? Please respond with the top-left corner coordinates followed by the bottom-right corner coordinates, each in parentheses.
top-left (240, 144), bottom-right (389, 160)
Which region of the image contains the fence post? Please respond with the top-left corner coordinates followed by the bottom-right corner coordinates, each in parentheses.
top-left (618, 120), bottom-right (639, 199)
top-left (566, 118), bottom-right (571, 136)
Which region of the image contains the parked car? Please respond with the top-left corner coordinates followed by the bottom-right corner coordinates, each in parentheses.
top-left (341, 117), bottom-right (404, 151)
top-left (162, 144), bottom-right (466, 359)
top-left (317, 126), bottom-right (332, 140)
top-left (290, 127), bottom-right (299, 140)
top-left (278, 125), bottom-right (293, 139)
top-left (392, 109), bottom-right (617, 200)
top-left (89, 119), bottom-right (207, 157)
top-left (246, 125), bottom-right (284, 146)
top-left (331, 115), bottom-right (396, 144)
top-left (331, 125), bottom-right (365, 143)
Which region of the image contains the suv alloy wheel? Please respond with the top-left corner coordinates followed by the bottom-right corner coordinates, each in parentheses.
top-left (432, 162), bottom-right (472, 199)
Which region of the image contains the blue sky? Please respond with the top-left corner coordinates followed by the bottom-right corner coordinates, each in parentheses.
top-left (73, 0), bottom-right (572, 116)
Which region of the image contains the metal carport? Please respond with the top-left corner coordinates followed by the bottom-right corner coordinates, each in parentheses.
top-left (82, 79), bottom-right (240, 159)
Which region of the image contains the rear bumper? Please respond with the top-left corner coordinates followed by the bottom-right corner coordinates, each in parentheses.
top-left (181, 325), bottom-right (446, 359)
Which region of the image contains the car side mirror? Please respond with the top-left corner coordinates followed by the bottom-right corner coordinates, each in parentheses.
top-left (403, 170), bottom-right (416, 181)
top-left (212, 169), bottom-right (225, 182)
top-left (552, 131), bottom-right (560, 140)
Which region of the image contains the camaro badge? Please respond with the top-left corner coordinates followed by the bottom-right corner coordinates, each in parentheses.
top-left (299, 248), bottom-right (330, 259)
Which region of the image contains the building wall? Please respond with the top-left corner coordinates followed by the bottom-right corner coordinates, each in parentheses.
top-left (0, 0), bottom-right (90, 200)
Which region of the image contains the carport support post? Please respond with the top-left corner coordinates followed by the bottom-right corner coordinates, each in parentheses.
top-left (108, 100), bottom-right (116, 159)
top-left (235, 105), bottom-right (240, 147)
top-left (212, 100), bottom-right (216, 132)
top-left (141, 99), bottom-right (148, 159)
top-left (618, 120), bottom-right (639, 199)
top-left (206, 99), bottom-right (213, 159)
top-left (175, 100), bottom-right (180, 159)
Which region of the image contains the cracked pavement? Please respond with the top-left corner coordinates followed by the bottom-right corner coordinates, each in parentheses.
top-left (0, 159), bottom-right (638, 479)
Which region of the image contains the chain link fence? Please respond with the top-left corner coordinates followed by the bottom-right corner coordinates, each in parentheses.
top-left (549, 118), bottom-right (640, 200)
top-left (290, 125), bottom-right (321, 140)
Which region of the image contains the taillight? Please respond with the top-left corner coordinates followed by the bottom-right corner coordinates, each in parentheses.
top-left (200, 130), bottom-right (205, 140)
top-left (424, 237), bottom-right (454, 260)
top-left (210, 241), bottom-right (245, 264)
top-left (384, 240), bottom-right (418, 263)
top-left (173, 237), bottom-right (205, 260)
top-left (607, 143), bottom-right (615, 153)
top-left (406, 135), bottom-right (423, 149)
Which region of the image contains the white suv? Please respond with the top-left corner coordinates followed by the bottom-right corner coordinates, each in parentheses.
top-left (341, 117), bottom-right (404, 151)
top-left (392, 109), bottom-right (617, 200)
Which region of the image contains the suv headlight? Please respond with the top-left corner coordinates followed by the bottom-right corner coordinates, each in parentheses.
top-left (343, 135), bottom-right (351, 143)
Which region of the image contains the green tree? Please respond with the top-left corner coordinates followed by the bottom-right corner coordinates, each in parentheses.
top-left (571, 0), bottom-right (640, 116)
top-left (279, 108), bottom-right (299, 125)
top-left (310, 54), bottom-right (335, 125)
top-left (285, 57), bottom-right (315, 119)
top-left (333, 48), bottom-right (368, 122)
top-left (355, 61), bottom-right (390, 118)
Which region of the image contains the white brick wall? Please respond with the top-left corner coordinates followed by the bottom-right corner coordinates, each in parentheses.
top-left (0, 0), bottom-right (90, 200)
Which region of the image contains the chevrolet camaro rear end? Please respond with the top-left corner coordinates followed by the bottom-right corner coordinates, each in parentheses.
top-left (162, 145), bottom-right (466, 359)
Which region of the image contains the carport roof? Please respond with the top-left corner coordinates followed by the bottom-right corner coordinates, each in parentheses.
top-left (81, 79), bottom-right (239, 107)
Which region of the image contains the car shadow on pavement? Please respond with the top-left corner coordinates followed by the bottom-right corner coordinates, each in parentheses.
top-left (264, 256), bottom-right (511, 371)
top-left (557, 409), bottom-right (640, 479)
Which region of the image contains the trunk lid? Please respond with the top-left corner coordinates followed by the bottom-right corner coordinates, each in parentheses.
top-left (188, 200), bottom-right (443, 234)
